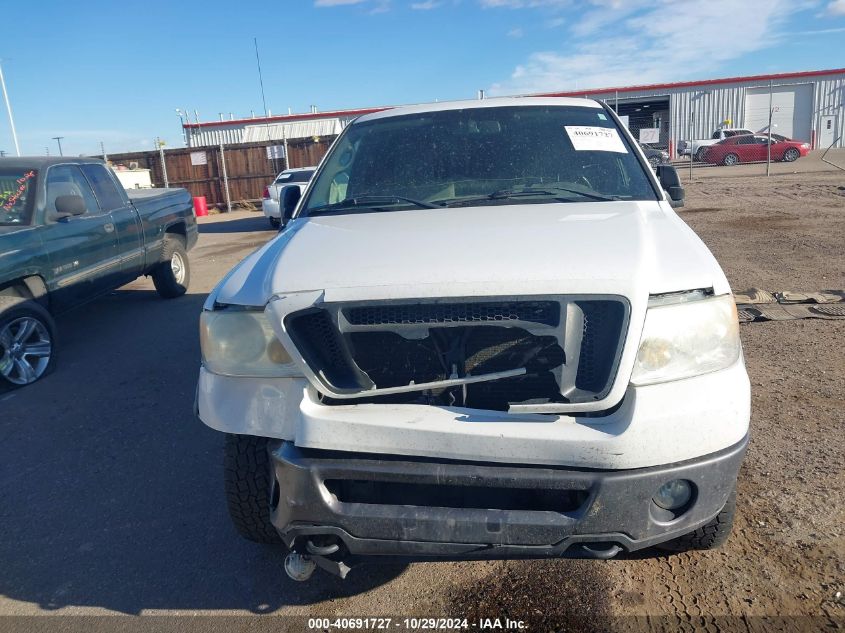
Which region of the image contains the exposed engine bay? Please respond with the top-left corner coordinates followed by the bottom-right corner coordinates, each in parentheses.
top-left (283, 297), bottom-right (627, 412)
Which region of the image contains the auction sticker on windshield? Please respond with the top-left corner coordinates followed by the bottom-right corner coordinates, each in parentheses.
top-left (565, 126), bottom-right (627, 153)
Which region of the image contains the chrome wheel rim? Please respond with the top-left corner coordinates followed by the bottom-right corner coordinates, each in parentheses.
top-left (785, 149), bottom-right (798, 162)
top-left (0, 316), bottom-right (52, 385)
top-left (725, 154), bottom-right (737, 165)
top-left (170, 252), bottom-right (186, 284)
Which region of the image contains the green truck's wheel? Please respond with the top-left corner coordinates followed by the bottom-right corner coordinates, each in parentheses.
top-left (152, 236), bottom-right (190, 298)
top-left (0, 297), bottom-right (56, 388)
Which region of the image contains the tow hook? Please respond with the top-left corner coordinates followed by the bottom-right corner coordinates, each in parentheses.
top-left (283, 537), bottom-right (352, 581)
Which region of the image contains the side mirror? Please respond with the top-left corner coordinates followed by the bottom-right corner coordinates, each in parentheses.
top-left (281, 186), bottom-right (302, 227)
top-left (53, 195), bottom-right (87, 219)
top-left (655, 165), bottom-right (685, 208)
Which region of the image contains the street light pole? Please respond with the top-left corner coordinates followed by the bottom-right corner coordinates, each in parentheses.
top-left (52, 137), bottom-right (64, 156)
top-left (0, 60), bottom-right (21, 156)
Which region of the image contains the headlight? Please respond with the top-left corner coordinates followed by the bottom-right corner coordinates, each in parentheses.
top-left (199, 308), bottom-right (301, 377)
top-left (631, 294), bottom-right (740, 386)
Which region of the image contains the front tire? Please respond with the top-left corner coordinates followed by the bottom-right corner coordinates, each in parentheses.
top-left (782, 148), bottom-right (800, 162)
top-left (224, 434), bottom-right (283, 544)
top-left (722, 153), bottom-right (739, 166)
top-left (0, 297), bottom-right (56, 388)
top-left (152, 236), bottom-right (190, 298)
top-left (658, 487), bottom-right (736, 552)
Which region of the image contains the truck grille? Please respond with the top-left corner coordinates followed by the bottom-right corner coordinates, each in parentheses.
top-left (284, 297), bottom-right (628, 411)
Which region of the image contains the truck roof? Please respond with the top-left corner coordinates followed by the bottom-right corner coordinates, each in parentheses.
top-left (356, 96), bottom-right (603, 123)
top-left (0, 156), bottom-right (106, 170)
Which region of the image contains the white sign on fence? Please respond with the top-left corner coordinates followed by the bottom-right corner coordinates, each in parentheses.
top-left (266, 145), bottom-right (286, 160)
top-left (638, 128), bottom-right (660, 144)
top-left (190, 151), bottom-right (208, 166)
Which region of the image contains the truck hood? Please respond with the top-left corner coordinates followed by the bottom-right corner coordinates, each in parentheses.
top-left (212, 201), bottom-right (730, 307)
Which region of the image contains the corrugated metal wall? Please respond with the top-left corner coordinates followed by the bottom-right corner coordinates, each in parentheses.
top-left (186, 115), bottom-right (359, 148)
top-left (812, 75), bottom-right (845, 149)
top-left (563, 72), bottom-right (845, 154)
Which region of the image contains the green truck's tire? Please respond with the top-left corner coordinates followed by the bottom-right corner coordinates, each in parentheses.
top-left (0, 296), bottom-right (57, 388)
top-left (224, 434), bottom-right (284, 544)
top-left (152, 237), bottom-right (190, 298)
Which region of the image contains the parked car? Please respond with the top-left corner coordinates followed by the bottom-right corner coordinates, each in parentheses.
top-left (677, 128), bottom-right (753, 161)
top-left (262, 167), bottom-right (316, 229)
top-left (0, 157), bottom-right (197, 388)
top-left (639, 143), bottom-right (670, 168)
top-left (198, 98), bottom-right (748, 581)
top-left (701, 134), bottom-right (810, 165)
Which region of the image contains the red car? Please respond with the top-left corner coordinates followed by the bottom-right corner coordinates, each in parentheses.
top-left (702, 134), bottom-right (810, 166)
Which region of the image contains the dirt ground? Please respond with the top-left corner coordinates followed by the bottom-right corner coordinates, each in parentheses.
top-left (1, 169), bottom-right (843, 632)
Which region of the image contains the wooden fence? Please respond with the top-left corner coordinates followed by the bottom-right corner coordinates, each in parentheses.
top-left (104, 137), bottom-right (335, 208)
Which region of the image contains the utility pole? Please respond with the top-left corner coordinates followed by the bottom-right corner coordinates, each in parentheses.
top-left (0, 60), bottom-right (21, 156)
top-left (52, 136), bottom-right (64, 156)
top-left (219, 143), bottom-right (232, 213)
top-left (766, 79), bottom-right (773, 177)
top-left (156, 137), bottom-right (169, 188)
top-left (688, 110), bottom-right (694, 182)
top-left (100, 141), bottom-right (108, 163)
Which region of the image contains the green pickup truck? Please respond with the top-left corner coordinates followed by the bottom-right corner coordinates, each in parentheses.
top-left (0, 157), bottom-right (198, 388)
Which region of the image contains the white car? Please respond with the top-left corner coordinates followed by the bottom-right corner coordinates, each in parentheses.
top-left (261, 167), bottom-right (316, 229)
top-left (677, 128), bottom-right (753, 160)
top-left (198, 97), bottom-right (749, 581)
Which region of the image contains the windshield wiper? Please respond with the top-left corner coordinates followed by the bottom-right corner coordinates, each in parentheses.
top-left (307, 195), bottom-right (442, 217)
top-left (439, 186), bottom-right (618, 207)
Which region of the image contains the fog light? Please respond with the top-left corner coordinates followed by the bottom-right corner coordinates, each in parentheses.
top-left (653, 479), bottom-right (692, 510)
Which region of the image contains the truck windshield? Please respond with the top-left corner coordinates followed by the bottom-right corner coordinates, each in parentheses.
top-left (0, 169), bottom-right (37, 225)
top-left (301, 105), bottom-right (657, 217)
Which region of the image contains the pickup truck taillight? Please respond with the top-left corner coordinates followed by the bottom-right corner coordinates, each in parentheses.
top-left (262, 186), bottom-right (270, 199)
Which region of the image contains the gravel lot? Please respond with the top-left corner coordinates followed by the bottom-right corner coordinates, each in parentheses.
top-left (1, 164), bottom-right (843, 631)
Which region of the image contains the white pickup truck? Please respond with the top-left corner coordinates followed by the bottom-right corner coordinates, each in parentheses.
top-left (197, 97), bottom-right (749, 580)
top-left (261, 167), bottom-right (315, 229)
top-left (677, 128), bottom-right (754, 160)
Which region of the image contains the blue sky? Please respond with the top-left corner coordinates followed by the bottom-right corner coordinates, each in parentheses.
top-left (2, 0), bottom-right (844, 156)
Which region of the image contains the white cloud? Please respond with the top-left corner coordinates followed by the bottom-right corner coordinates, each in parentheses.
top-left (827, 0), bottom-right (845, 14)
top-left (490, 0), bottom-right (800, 95)
top-left (411, 0), bottom-right (441, 8)
top-left (507, 27), bottom-right (524, 37)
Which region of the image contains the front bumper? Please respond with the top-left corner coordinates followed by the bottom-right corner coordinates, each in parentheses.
top-left (269, 434), bottom-right (748, 560)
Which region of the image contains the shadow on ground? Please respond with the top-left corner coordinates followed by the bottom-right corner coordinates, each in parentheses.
top-left (198, 215), bottom-right (273, 235)
top-left (0, 287), bottom-right (402, 614)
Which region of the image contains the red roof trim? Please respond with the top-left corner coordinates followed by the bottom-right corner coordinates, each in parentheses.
top-left (534, 68), bottom-right (845, 98)
top-left (184, 106), bottom-right (390, 129)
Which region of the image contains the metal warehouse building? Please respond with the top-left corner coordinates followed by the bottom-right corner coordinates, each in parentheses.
top-left (183, 67), bottom-right (845, 157)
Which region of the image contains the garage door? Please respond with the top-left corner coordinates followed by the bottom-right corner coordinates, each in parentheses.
top-left (744, 84), bottom-right (813, 142)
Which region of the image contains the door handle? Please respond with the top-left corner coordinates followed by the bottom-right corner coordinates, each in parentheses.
top-left (104, 223), bottom-right (115, 233)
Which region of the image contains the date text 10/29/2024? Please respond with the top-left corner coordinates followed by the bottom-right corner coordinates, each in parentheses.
top-left (307, 618), bottom-right (527, 630)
